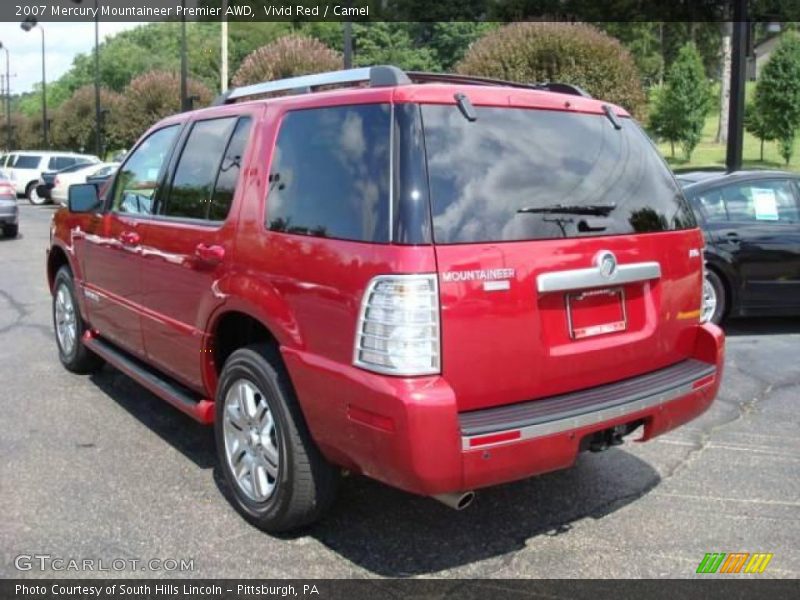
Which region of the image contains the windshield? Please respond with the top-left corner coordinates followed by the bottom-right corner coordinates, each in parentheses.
top-left (421, 104), bottom-right (695, 244)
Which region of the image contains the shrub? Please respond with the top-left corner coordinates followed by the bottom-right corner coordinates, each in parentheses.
top-left (116, 71), bottom-right (213, 148)
top-left (455, 22), bottom-right (646, 118)
top-left (50, 85), bottom-right (123, 155)
top-left (649, 43), bottom-right (712, 160)
top-left (232, 35), bottom-right (342, 87)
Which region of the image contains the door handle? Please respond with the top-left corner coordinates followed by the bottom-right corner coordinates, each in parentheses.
top-left (194, 243), bottom-right (225, 265)
top-left (724, 232), bottom-right (741, 243)
top-left (119, 231), bottom-right (140, 246)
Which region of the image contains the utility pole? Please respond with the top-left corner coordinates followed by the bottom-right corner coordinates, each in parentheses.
top-left (0, 44), bottom-right (10, 151)
top-left (726, 0), bottom-right (748, 172)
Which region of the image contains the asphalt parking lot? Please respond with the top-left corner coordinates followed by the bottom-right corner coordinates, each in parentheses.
top-left (1, 203), bottom-right (799, 579)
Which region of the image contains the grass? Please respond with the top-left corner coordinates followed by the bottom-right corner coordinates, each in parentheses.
top-left (654, 82), bottom-right (800, 172)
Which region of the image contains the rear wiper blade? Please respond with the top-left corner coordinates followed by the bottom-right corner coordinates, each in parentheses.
top-left (517, 203), bottom-right (616, 216)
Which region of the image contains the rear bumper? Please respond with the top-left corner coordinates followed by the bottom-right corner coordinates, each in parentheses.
top-left (0, 204), bottom-right (18, 224)
top-left (283, 323), bottom-right (724, 496)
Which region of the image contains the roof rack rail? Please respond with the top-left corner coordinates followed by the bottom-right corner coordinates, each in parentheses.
top-left (405, 72), bottom-right (592, 98)
top-left (211, 66), bottom-right (592, 106)
top-left (213, 65), bottom-right (410, 105)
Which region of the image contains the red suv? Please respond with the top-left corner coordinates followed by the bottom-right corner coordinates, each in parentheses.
top-left (47, 66), bottom-right (724, 531)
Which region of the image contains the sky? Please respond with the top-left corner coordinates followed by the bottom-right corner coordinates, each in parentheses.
top-left (0, 22), bottom-right (144, 94)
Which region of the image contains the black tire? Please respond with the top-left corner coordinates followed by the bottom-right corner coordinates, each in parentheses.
top-left (704, 269), bottom-right (727, 325)
top-left (52, 267), bottom-right (104, 374)
top-left (3, 224), bottom-right (18, 238)
top-left (215, 344), bottom-right (339, 532)
top-left (26, 182), bottom-right (47, 205)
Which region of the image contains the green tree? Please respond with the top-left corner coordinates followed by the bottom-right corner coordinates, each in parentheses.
top-left (456, 22), bottom-right (647, 118)
top-left (754, 33), bottom-right (800, 165)
top-left (744, 101), bottom-right (773, 162)
top-left (649, 42), bottom-right (711, 160)
top-left (352, 23), bottom-right (438, 71)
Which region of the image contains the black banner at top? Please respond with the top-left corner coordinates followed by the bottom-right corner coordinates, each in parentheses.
top-left (4, 0), bottom-right (800, 22)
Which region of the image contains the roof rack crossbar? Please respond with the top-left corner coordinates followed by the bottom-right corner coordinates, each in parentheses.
top-left (214, 65), bottom-right (411, 105)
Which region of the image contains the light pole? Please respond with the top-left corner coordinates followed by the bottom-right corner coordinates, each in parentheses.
top-left (180, 0), bottom-right (188, 111)
top-left (0, 42), bottom-right (11, 151)
top-left (71, 0), bottom-right (102, 157)
top-left (343, 22), bottom-right (353, 69)
top-left (221, 0), bottom-right (228, 93)
top-left (20, 16), bottom-right (47, 148)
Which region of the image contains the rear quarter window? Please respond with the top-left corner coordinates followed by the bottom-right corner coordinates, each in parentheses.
top-left (422, 105), bottom-right (695, 244)
top-left (266, 104), bottom-right (391, 243)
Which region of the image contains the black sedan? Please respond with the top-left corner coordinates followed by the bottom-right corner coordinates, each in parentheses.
top-left (678, 170), bottom-right (800, 324)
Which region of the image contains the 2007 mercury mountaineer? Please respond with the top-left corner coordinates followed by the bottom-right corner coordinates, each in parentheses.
top-left (47, 66), bottom-right (724, 531)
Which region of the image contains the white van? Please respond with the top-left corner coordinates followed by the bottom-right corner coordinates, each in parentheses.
top-left (3, 151), bottom-right (100, 204)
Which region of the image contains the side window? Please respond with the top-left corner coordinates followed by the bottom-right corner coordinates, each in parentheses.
top-left (266, 104), bottom-right (391, 242)
top-left (161, 117), bottom-right (236, 220)
top-left (208, 117), bottom-right (252, 222)
top-left (112, 125), bottom-right (180, 216)
top-left (50, 156), bottom-right (74, 170)
top-left (14, 155), bottom-right (42, 169)
top-left (711, 180), bottom-right (799, 224)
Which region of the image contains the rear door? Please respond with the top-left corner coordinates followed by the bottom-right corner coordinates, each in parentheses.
top-left (695, 178), bottom-right (800, 310)
top-left (420, 103), bottom-right (703, 412)
top-left (136, 116), bottom-right (252, 391)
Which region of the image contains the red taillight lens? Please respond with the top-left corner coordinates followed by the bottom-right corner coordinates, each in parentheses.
top-left (54, 176), bottom-right (60, 187)
top-left (0, 183), bottom-right (14, 195)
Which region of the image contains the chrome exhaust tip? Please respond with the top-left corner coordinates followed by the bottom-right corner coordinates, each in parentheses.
top-left (432, 491), bottom-right (475, 510)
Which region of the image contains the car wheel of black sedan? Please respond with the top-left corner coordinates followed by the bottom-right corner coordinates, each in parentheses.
top-left (703, 269), bottom-right (727, 325)
top-left (2, 224), bottom-right (17, 238)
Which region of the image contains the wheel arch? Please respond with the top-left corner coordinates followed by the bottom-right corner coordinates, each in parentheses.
top-left (705, 257), bottom-right (736, 318)
top-left (47, 244), bottom-right (72, 293)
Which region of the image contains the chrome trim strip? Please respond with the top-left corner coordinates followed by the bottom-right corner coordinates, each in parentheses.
top-left (537, 261), bottom-right (661, 294)
top-left (461, 374), bottom-right (714, 451)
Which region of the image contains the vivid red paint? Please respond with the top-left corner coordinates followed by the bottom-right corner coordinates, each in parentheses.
top-left (47, 82), bottom-right (724, 497)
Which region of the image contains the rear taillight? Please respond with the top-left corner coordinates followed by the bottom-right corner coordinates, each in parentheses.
top-left (354, 275), bottom-right (440, 376)
top-left (0, 183), bottom-right (14, 195)
top-left (54, 176), bottom-right (60, 187)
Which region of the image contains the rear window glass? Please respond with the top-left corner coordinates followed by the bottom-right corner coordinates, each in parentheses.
top-left (266, 104), bottom-right (391, 243)
top-left (422, 105), bottom-right (695, 244)
top-left (14, 155), bottom-right (42, 169)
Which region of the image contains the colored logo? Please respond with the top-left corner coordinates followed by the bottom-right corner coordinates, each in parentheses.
top-left (696, 552), bottom-right (773, 574)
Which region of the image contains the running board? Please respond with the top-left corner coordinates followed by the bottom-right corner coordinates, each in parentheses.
top-left (83, 332), bottom-right (215, 424)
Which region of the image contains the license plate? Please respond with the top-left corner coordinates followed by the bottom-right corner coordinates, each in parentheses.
top-left (566, 287), bottom-right (627, 340)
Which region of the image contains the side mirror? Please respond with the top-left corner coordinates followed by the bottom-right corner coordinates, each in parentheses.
top-left (68, 183), bottom-right (102, 213)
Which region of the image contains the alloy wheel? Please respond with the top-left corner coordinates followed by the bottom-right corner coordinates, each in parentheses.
top-left (54, 284), bottom-right (77, 356)
top-left (702, 276), bottom-right (717, 324)
top-left (223, 379), bottom-right (280, 502)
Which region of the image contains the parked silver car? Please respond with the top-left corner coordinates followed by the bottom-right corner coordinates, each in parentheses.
top-left (0, 173), bottom-right (18, 237)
